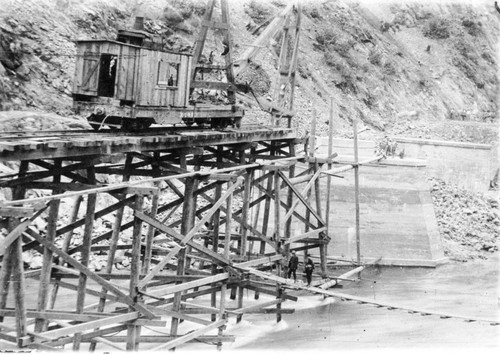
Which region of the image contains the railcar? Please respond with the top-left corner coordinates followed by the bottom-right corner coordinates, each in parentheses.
top-left (72, 19), bottom-right (244, 130)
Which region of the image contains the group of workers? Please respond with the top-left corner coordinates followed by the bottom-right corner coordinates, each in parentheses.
top-left (286, 250), bottom-right (315, 286)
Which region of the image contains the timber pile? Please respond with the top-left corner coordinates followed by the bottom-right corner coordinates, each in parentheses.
top-left (430, 178), bottom-right (499, 261)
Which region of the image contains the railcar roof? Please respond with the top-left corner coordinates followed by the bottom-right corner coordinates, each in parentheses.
top-left (74, 39), bottom-right (192, 56)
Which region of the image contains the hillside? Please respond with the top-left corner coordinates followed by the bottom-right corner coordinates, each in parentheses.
top-left (0, 0), bottom-right (498, 265)
top-left (0, 0), bottom-right (498, 143)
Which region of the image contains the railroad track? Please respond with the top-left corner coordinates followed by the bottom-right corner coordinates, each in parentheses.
top-left (0, 124), bottom-right (269, 141)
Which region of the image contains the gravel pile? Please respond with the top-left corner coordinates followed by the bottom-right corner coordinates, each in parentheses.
top-left (430, 178), bottom-right (499, 261)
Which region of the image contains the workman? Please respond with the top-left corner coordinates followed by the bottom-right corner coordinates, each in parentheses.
top-left (287, 251), bottom-right (299, 282)
top-left (304, 255), bottom-right (315, 286)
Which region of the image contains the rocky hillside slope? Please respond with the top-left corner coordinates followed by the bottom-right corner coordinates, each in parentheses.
top-left (0, 0), bottom-right (498, 142)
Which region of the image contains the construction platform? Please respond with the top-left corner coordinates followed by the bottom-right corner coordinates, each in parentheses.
top-left (0, 124), bottom-right (332, 351)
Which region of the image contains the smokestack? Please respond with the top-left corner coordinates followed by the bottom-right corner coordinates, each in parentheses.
top-left (133, 17), bottom-right (144, 31)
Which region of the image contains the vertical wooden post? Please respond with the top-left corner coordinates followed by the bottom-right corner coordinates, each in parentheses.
top-left (49, 195), bottom-right (83, 310)
top-left (353, 119), bottom-right (361, 276)
top-left (236, 147), bottom-right (250, 323)
top-left (11, 214), bottom-right (27, 344)
top-left (260, 171), bottom-right (273, 256)
top-left (273, 170), bottom-right (281, 262)
top-left (73, 166), bottom-right (97, 350)
top-left (90, 154), bottom-right (133, 352)
top-left (191, 0), bottom-right (216, 81)
top-left (0, 161), bottom-right (28, 344)
top-left (220, 0), bottom-right (236, 107)
top-left (126, 193), bottom-right (145, 351)
top-left (239, 149), bottom-right (251, 258)
top-left (249, 170), bottom-right (262, 255)
top-left (170, 175), bottom-right (197, 340)
top-left (273, 169), bottom-right (282, 323)
top-left (143, 152), bottom-right (161, 274)
top-left (211, 149), bottom-right (223, 322)
top-left (304, 110), bottom-right (317, 262)
top-left (325, 98), bottom-right (334, 239)
top-left (284, 142), bottom-right (295, 257)
top-left (35, 159), bottom-right (62, 333)
top-left (0, 240), bottom-right (14, 324)
top-left (218, 177), bottom-right (232, 350)
top-left (0, 161), bottom-right (28, 328)
top-left (224, 179), bottom-right (233, 259)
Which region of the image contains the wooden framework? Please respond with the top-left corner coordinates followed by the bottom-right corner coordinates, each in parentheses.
top-left (0, 131), bottom-right (332, 351)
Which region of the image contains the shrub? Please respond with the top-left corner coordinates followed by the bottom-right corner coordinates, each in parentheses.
top-left (368, 50), bottom-right (382, 66)
top-left (334, 38), bottom-right (353, 58)
top-left (423, 18), bottom-right (450, 39)
top-left (244, 0), bottom-right (275, 25)
top-left (167, 0), bottom-right (206, 19)
top-left (304, 4), bottom-right (322, 20)
top-left (383, 61), bottom-right (397, 76)
top-left (315, 27), bottom-right (337, 47)
top-left (461, 19), bottom-right (482, 37)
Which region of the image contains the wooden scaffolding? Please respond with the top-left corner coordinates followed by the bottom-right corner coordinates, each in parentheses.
top-left (0, 129), bottom-right (332, 351)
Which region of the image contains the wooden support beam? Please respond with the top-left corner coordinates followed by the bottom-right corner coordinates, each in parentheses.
top-left (279, 170), bottom-right (325, 226)
top-left (152, 308), bottom-right (211, 326)
top-left (72, 166), bottom-right (97, 350)
top-left (0, 204), bottom-right (48, 255)
top-left (25, 232), bottom-right (155, 318)
top-left (0, 162), bottom-right (29, 328)
top-left (232, 299), bottom-right (286, 315)
top-left (154, 319), bottom-right (227, 351)
top-left (127, 193), bottom-right (145, 351)
top-left (35, 160), bottom-right (62, 334)
top-left (144, 273), bottom-right (229, 298)
top-left (282, 227), bottom-right (327, 245)
top-left (21, 312), bottom-right (141, 346)
top-left (89, 335), bottom-right (235, 344)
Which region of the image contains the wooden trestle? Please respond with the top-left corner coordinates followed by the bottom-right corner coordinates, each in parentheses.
top-left (0, 127), bottom-right (331, 351)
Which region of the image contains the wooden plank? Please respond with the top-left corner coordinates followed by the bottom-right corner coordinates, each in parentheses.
top-left (0, 206), bottom-right (36, 218)
top-left (53, 279), bottom-right (121, 303)
top-left (152, 308), bottom-right (211, 326)
top-left (91, 335), bottom-right (235, 343)
top-left (0, 309), bottom-right (112, 322)
top-left (127, 194), bottom-right (144, 350)
top-left (236, 255), bottom-right (283, 268)
top-left (42, 324), bottom-right (128, 347)
top-left (35, 161), bottom-right (62, 333)
top-left (282, 227), bottom-right (327, 245)
top-left (232, 299), bottom-right (285, 315)
top-left (244, 284), bottom-right (297, 302)
top-left (21, 312), bottom-right (140, 346)
top-left (152, 319), bottom-right (227, 351)
top-left (144, 273), bottom-right (229, 298)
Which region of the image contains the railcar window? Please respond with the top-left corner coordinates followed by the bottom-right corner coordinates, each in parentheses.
top-left (98, 54), bottom-right (117, 97)
top-left (157, 60), bottom-right (179, 87)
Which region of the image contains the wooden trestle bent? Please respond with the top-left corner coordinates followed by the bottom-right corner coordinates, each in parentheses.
top-left (0, 128), bottom-right (332, 351)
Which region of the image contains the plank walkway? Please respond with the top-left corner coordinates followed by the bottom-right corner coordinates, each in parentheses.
top-left (240, 268), bottom-right (500, 326)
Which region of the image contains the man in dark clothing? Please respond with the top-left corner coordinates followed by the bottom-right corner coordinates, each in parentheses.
top-left (304, 256), bottom-right (315, 286)
top-left (287, 251), bottom-right (299, 282)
